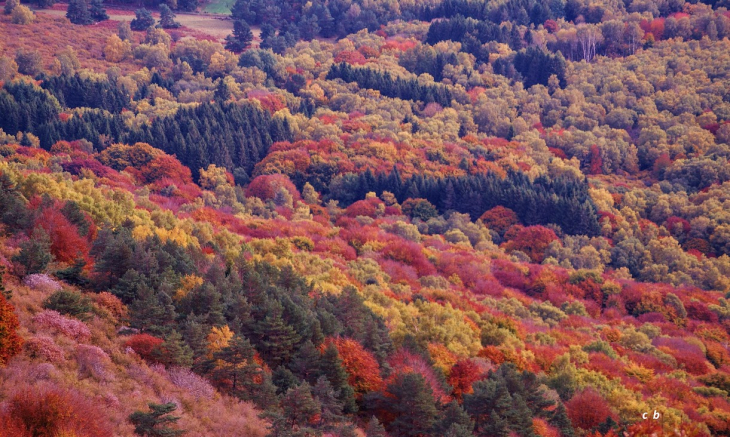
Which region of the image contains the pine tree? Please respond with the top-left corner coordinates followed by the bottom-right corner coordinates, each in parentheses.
top-left (129, 285), bottom-right (177, 337)
top-left (225, 20), bottom-right (254, 53)
top-left (129, 402), bottom-right (185, 437)
top-left (131, 8), bottom-right (155, 31)
top-left (365, 416), bottom-right (387, 437)
top-left (552, 402), bottom-right (575, 437)
top-left (253, 305), bottom-right (300, 366)
top-left (313, 376), bottom-right (345, 428)
top-left (4, 0), bottom-right (19, 15)
top-left (281, 382), bottom-right (321, 429)
top-left (154, 331), bottom-right (194, 367)
top-left (211, 334), bottom-right (263, 400)
top-left (89, 0), bottom-right (108, 22)
top-left (66, 0), bottom-right (92, 25)
top-left (159, 4), bottom-right (180, 28)
top-left (12, 227), bottom-right (53, 276)
top-left (384, 373), bottom-right (439, 437)
top-left (320, 343), bottom-right (358, 414)
top-left (434, 401), bottom-right (475, 436)
top-left (273, 366), bottom-right (299, 395)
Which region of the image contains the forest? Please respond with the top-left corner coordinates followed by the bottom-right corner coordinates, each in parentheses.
top-left (0, 0), bottom-right (729, 436)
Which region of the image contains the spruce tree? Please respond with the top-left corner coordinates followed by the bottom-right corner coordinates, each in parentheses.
top-left (66, 0), bottom-right (92, 25)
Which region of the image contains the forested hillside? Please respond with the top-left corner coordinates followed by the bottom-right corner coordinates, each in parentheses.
top-left (1, 0), bottom-right (730, 436)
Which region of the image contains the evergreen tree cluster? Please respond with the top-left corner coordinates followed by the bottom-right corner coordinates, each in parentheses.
top-left (66, 0), bottom-right (108, 25)
top-left (326, 168), bottom-right (601, 236)
top-left (427, 17), bottom-right (565, 88)
top-left (326, 63), bottom-right (453, 107)
top-left (510, 46), bottom-right (567, 89)
top-left (0, 81), bottom-right (61, 135)
top-left (0, 81), bottom-right (290, 179)
top-left (40, 73), bottom-right (130, 112)
top-left (418, 0), bottom-right (565, 27)
top-left (229, 0), bottom-right (405, 41)
top-left (88, 223), bottom-right (393, 416)
top-left (426, 15), bottom-right (512, 49)
top-left (463, 363), bottom-right (574, 437)
top-left (129, 101), bottom-right (291, 181)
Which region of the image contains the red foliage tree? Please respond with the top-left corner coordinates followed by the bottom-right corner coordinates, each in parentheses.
top-left (447, 359), bottom-right (481, 401)
top-left (345, 198), bottom-right (382, 218)
top-left (381, 240), bottom-right (436, 276)
top-left (588, 145), bottom-right (603, 175)
top-left (327, 337), bottom-right (383, 395)
top-left (652, 153), bottom-right (672, 178)
top-left (35, 209), bottom-right (90, 264)
top-left (124, 334), bottom-right (164, 362)
top-left (140, 154), bottom-right (193, 185)
top-left (0, 385), bottom-right (113, 437)
top-left (0, 293), bottom-right (23, 366)
top-left (245, 174), bottom-right (301, 202)
top-left (565, 388), bottom-right (615, 431)
top-left (479, 206), bottom-right (519, 235)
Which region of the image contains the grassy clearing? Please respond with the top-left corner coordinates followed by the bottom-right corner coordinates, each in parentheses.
top-left (37, 8), bottom-right (234, 40)
top-left (202, 0), bottom-right (235, 15)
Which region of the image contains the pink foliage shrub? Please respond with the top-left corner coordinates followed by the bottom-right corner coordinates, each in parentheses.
top-left (24, 336), bottom-right (65, 363)
top-left (76, 344), bottom-right (113, 381)
top-left (33, 310), bottom-right (91, 342)
top-left (23, 274), bottom-right (62, 294)
top-left (167, 367), bottom-right (215, 400)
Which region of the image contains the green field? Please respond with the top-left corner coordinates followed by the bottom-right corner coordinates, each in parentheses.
top-left (202, 0), bottom-right (235, 14)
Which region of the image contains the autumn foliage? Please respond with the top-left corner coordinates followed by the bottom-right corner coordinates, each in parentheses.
top-left (0, 294), bottom-right (23, 366)
top-left (0, 385), bottom-right (113, 437)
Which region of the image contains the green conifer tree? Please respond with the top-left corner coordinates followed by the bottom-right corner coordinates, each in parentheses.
top-left (129, 402), bottom-right (185, 437)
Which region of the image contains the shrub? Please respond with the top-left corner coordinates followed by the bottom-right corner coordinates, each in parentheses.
top-left (0, 385), bottom-right (113, 437)
top-left (565, 388), bottom-right (615, 430)
top-left (76, 344), bottom-right (113, 380)
top-left (10, 5), bottom-right (33, 25)
top-left (42, 290), bottom-right (93, 320)
top-left (167, 367), bottom-right (215, 400)
top-left (91, 292), bottom-right (127, 322)
top-left (23, 274), bottom-right (62, 294)
top-left (402, 198), bottom-right (438, 221)
top-left (33, 310), bottom-right (91, 341)
top-left (24, 336), bottom-right (64, 363)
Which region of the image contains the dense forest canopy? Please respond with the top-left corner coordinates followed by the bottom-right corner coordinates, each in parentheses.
top-left (0, 0), bottom-right (730, 436)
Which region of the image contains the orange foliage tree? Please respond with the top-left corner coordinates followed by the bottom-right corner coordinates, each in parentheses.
top-left (502, 225), bottom-right (559, 263)
top-left (0, 385), bottom-right (113, 437)
top-left (0, 293), bottom-right (23, 366)
top-left (326, 337), bottom-right (383, 396)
